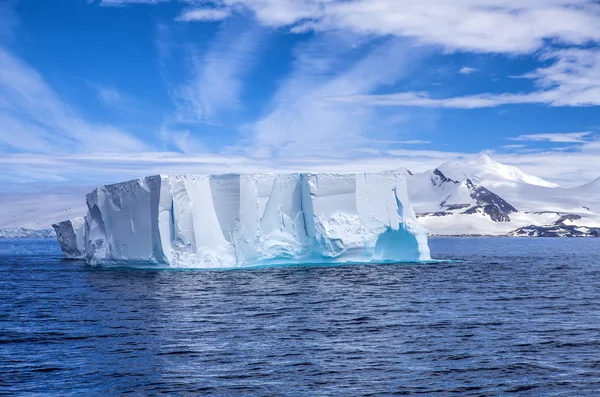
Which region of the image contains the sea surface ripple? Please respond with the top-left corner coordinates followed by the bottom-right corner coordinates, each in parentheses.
top-left (1, 237), bottom-right (599, 396)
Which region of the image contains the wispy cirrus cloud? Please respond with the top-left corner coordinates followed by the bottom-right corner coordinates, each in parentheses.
top-left (103, 0), bottom-right (600, 55)
top-left (99, 0), bottom-right (170, 6)
top-left (240, 34), bottom-right (427, 158)
top-left (509, 132), bottom-right (593, 143)
top-left (94, 85), bottom-right (123, 104)
top-left (158, 127), bottom-right (206, 154)
top-left (168, 18), bottom-right (267, 124)
top-left (177, 8), bottom-right (231, 21)
top-left (459, 66), bottom-right (478, 75)
top-left (2, 0), bottom-right (599, 191)
top-left (0, 47), bottom-right (149, 154)
top-left (168, 0), bottom-right (600, 54)
top-left (396, 140), bottom-right (430, 145)
top-left (327, 48), bottom-right (600, 108)
top-left (80, 80), bottom-right (129, 108)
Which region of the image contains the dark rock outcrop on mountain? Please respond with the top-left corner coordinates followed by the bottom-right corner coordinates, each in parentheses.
top-left (443, 204), bottom-right (470, 211)
top-left (462, 179), bottom-right (518, 222)
top-left (435, 175), bottom-right (518, 222)
top-left (510, 225), bottom-right (600, 237)
top-left (510, 213), bottom-right (599, 237)
top-left (554, 214), bottom-right (582, 225)
top-left (432, 168), bottom-right (459, 185)
top-left (409, 156), bottom-right (600, 237)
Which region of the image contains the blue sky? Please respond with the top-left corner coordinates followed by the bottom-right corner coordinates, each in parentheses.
top-left (1, 0), bottom-right (600, 187)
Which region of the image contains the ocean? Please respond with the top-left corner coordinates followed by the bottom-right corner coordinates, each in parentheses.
top-left (1, 237), bottom-right (599, 396)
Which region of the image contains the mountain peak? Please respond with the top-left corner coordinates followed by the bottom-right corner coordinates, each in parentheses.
top-left (475, 154), bottom-right (494, 164)
top-left (438, 155), bottom-right (560, 188)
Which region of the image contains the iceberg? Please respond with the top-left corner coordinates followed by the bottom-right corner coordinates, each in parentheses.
top-left (52, 217), bottom-right (85, 259)
top-left (59, 172), bottom-right (430, 267)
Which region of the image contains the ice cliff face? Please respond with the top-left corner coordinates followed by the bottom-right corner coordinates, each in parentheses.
top-left (52, 217), bottom-right (85, 259)
top-left (79, 173), bottom-right (430, 267)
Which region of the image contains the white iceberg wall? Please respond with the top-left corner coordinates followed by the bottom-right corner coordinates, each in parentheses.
top-left (304, 173), bottom-right (430, 262)
top-left (84, 176), bottom-right (166, 265)
top-left (83, 172), bottom-right (430, 267)
top-left (303, 173), bottom-right (362, 258)
top-left (164, 174), bottom-right (237, 267)
top-left (52, 217), bottom-right (86, 259)
top-left (236, 173), bottom-right (308, 264)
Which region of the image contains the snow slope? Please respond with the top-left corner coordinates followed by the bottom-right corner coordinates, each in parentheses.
top-left (80, 172), bottom-right (430, 267)
top-left (0, 227), bottom-right (55, 239)
top-left (578, 177), bottom-right (600, 192)
top-left (438, 155), bottom-right (559, 189)
top-left (0, 190), bottom-right (87, 232)
top-left (409, 156), bottom-right (600, 236)
top-left (408, 168), bottom-right (517, 222)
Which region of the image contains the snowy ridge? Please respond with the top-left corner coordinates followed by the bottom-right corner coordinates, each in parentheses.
top-left (0, 227), bottom-right (55, 239)
top-left (0, 191), bottom-right (88, 232)
top-left (410, 156), bottom-right (600, 236)
top-left (79, 172), bottom-right (430, 267)
top-left (577, 177), bottom-right (600, 192)
top-left (438, 155), bottom-right (559, 188)
top-left (510, 214), bottom-right (600, 237)
top-left (408, 168), bottom-right (517, 222)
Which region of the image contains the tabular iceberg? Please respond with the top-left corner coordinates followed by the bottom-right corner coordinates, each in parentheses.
top-left (58, 172), bottom-right (430, 268)
top-left (52, 217), bottom-right (86, 259)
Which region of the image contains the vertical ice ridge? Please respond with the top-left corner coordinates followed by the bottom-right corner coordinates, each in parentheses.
top-left (73, 172), bottom-right (431, 267)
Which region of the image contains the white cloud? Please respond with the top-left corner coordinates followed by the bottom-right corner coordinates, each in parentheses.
top-left (99, 0), bottom-right (169, 6)
top-left (94, 0), bottom-right (600, 164)
top-left (459, 66), bottom-right (478, 75)
top-left (169, 0), bottom-right (600, 55)
top-left (171, 19), bottom-right (266, 123)
top-left (99, 0), bottom-right (600, 54)
top-left (327, 48), bottom-right (600, 108)
top-left (3, 0), bottom-right (598, 191)
top-left (241, 34), bottom-right (425, 158)
top-left (177, 8), bottom-right (231, 21)
top-left (81, 80), bottom-right (129, 108)
top-left (158, 127), bottom-right (206, 153)
top-left (509, 132), bottom-right (593, 143)
top-left (95, 86), bottom-right (123, 104)
top-left (396, 140), bottom-right (430, 145)
top-left (0, 47), bottom-right (148, 154)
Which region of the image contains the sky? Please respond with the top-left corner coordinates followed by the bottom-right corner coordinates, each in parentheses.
top-left (1, 0), bottom-right (600, 188)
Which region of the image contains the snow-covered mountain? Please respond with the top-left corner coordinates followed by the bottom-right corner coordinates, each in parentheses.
top-left (0, 189), bottom-right (88, 238)
top-left (409, 155), bottom-right (600, 236)
top-left (409, 169), bottom-right (518, 223)
top-left (0, 227), bottom-right (55, 239)
top-left (438, 155), bottom-right (559, 188)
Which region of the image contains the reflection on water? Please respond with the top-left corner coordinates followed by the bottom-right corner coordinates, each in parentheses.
top-left (1, 237), bottom-right (600, 395)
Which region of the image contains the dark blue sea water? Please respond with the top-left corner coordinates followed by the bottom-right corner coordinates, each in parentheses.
top-left (1, 238), bottom-right (599, 396)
